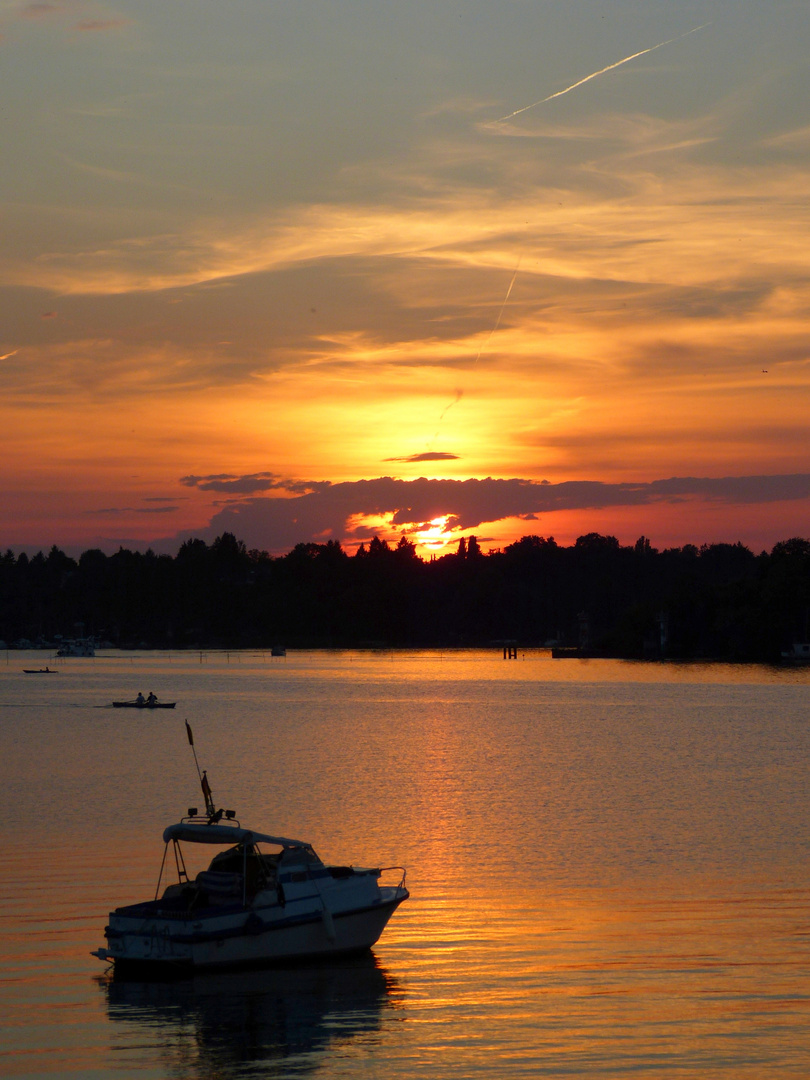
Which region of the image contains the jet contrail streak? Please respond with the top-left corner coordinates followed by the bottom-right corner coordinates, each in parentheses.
top-left (474, 257), bottom-right (522, 364)
top-left (427, 257), bottom-right (522, 447)
top-left (429, 389), bottom-right (464, 446)
top-left (495, 23), bottom-right (710, 123)
top-left (438, 390), bottom-right (463, 423)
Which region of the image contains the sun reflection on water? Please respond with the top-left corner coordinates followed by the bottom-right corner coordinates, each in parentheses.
top-left (0, 652), bottom-right (809, 1078)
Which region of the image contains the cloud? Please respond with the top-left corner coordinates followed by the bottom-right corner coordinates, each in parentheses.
top-left (18, 2), bottom-right (60, 18)
top-left (74, 18), bottom-right (129, 32)
top-left (10, 2), bottom-right (130, 31)
top-left (92, 504), bottom-right (180, 516)
top-left (170, 473), bottom-right (810, 554)
top-left (180, 472), bottom-right (288, 494)
top-left (384, 452), bottom-right (460, 463)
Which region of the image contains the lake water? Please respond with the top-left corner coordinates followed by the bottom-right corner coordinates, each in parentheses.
top-left (1, 649), bottom-right (808, 1079)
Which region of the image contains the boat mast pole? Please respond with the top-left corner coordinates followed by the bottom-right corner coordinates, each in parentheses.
top-left (185, 720), bottom-right (215, 817)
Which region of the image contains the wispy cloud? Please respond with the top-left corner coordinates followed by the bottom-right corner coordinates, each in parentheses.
top-left (180, 472), bottom-right (284, 495)
top-left (92, 504), bottom-right (179, 516)
top-left (180, 473), bottom-right (321, 495)
top-left (75, 17), bottom-right (128, 32)
top-left (9, 0), bottom-right (128, 31)
top-left (384, 452), bottom-right (460, 463)
top-left (18, 2), bottom-right (61, 19)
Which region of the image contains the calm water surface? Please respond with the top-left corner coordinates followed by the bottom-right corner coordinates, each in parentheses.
top-left (0, 649), bottom-right (808, 1078)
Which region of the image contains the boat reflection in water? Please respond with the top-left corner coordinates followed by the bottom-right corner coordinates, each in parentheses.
top-left (100, 953), bottom-right (399, 1075)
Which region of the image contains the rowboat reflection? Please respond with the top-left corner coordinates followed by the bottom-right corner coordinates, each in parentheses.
top-left (100, 953), bottom-right (399, 1074)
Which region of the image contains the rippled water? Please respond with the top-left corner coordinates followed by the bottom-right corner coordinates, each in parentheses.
top-left (1, 649), bottom-right (808, 1078)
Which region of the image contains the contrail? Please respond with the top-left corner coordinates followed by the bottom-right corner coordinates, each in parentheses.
top-left (474, 257), bottom-right (522, 363)
top-left (427, 256), bottom-right (521, 448)
top-left (438, 389), bottom-right (463, 423)
top-left (494, 23), bottom-right (711, 123)
top-left (428, 389), bottom-right (464, 447)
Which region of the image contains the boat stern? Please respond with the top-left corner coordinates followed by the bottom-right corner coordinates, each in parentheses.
top-left (97, 904), bottom-right (195, 968)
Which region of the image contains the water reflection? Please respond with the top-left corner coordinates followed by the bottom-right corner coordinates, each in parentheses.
top-left (100, 954), bottom-right (399, 1077)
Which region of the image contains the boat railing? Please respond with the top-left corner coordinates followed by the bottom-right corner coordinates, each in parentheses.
top-left (377, 865), bottom-right (407, 890)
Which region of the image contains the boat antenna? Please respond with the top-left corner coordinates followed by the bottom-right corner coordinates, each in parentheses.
top-left (185, 720), bottom-right (216, 817)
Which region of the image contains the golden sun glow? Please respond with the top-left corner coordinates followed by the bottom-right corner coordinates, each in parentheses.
top-left (413, 516), bottom-right (458, 557)
top-left (346, 512), bottom-right (460, 558)
top-left (3, 5), bottom-right (810, 555)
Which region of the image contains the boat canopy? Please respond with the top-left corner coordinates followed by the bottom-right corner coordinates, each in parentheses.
top-left (163, 821), bottom-right (312, 849)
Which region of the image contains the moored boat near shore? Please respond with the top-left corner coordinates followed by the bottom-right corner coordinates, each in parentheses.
top-left (780, 642), bottom-right (810, 664)
top-left (56, 637), bottom-right (95, 657)
top-left (92, 724), bottom-right (408, 972)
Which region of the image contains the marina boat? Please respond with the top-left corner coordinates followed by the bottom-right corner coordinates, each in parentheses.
top-left (56, 637), bottom-right (95, 657)
top-left (92, 724), bottom-right (409, 972)
top-left (112, 699), bottom-right (176, 709)
top-left (780, 642), bottom-right (810, 664)
top-left (23, 667), bottom-right (58, 674)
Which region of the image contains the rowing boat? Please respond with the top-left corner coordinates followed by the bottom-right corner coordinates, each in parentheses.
top-left (112, 700), bottom-right (176, 709)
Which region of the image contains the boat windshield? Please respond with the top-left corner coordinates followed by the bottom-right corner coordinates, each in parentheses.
top-left (159, 840), bottom-right (282, 905)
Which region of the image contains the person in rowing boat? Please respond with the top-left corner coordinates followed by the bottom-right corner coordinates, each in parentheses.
top-left (147, 691), bottom-right (157, 706)
top-left (136, 692), bottom-right (145, 705)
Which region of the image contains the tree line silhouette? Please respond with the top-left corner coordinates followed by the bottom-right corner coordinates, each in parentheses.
top-left (1, 531), bottom-right (809, 661)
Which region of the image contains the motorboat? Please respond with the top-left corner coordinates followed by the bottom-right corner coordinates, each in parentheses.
top-left (781, 642), bottom-right (810, 664)
top-left (92, 725), bottom-right (409, 972)
top-left (56, 637), bottom-right (95, 657)
top-left (23, 667), bottom-right (58, 674)
top-left (112, 699), bottom-right (176, 709)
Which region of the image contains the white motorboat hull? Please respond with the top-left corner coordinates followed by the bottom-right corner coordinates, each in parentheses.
top-left (96, 882), bottom-right (408, 972)
top-left (92, 784), bottom-right (409, 974)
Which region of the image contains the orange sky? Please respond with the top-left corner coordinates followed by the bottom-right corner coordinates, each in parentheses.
top-left (1, 1), bottom-right (809, 557)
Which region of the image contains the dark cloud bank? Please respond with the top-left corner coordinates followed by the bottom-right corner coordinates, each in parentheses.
top-left (173, 473), bottom-right (810, 553)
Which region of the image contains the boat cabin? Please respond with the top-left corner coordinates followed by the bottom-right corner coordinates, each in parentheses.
top-left (149, 817), bottom-right (330, 914)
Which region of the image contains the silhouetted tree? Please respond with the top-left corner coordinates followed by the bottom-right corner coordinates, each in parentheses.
top-left (1, 530), bottom-right (808, 658)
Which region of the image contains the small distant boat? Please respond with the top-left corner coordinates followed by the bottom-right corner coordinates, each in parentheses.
top-left (271, 646), bottom-right (286, 657)
top-left (92, 722), bottom-right (408, 972)
top-left (23, 667), bottom-right (58, 674)
top-left (112, 699), bottom-right (176, 709)
top-left (56, 637), bottom-right (95, 657)
top-left (780, 643), bottom-right (810, 664)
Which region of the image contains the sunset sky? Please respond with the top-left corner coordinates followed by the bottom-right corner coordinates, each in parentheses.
top-left (2, 0), bottom-right (809, 558)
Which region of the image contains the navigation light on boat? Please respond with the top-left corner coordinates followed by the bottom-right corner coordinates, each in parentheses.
top-left (225, 810), bottom-right (235, 819)
top-left (188, 807), bottom-right (197, 817)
